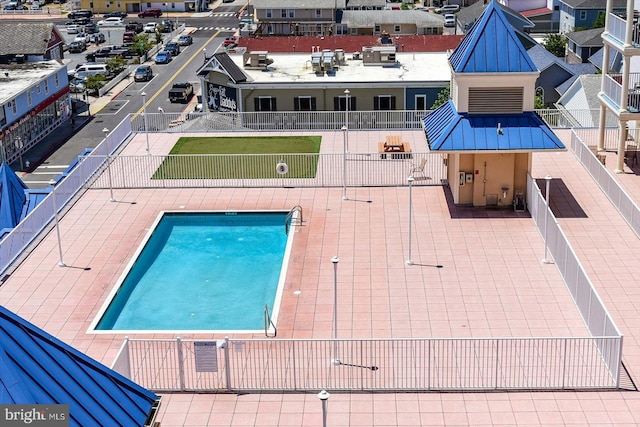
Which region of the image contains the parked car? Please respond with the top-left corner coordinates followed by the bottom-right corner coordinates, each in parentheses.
top-left (122, 31), bottom-right (135, 43)
top-left (144, 22), bottom-right (157, 33)
top-left (168, 82), bottom-right (194, 103)
top-left (223, 36), bottom-right (237, 47)
top-left (104, 11), bottom-right (127, 18)
top-left (3, 4), bottom-right (16, 10)
top-left (443, 13), bottom-right (456, 27)
top-left (138, 8), bottom-right (162, 18)
top-left (177, 34), bottom-right (193, 46)
top-left (165, 42), bottom-right (180, 56)
top-left (126, 21), bottom-right (144, 33)
top-left (437, 4), bottom-right (460, 13)
top-left (83, 22), bottom-right (98, 34)
top-left (154, 50), bottom-right (172, 64)
top-left (68, 41), bottom-right (86, 53)
top-left (134, 65), bottom-right (153, 82)
top-left (69, 78), bottom-right (86, 93)
top-left (74, 33), bottom-right (91, 43)
top-left (66, 24), bottom-right (81, 34)
top-left (158, 19), bottom-right (174, 32)
top-left (89, 32), bottom-right (106, 44)
top-left (97, 17), bottom-right (125, 26)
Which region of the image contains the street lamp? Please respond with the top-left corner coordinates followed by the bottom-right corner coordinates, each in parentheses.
top-left (141, 92), bottom-right (150, 154)
top-left (344, 89), bottom-right (350, 153)
top-left (15, 137), bottom-right (23, 171)
top-left (103, 128), bottom-right (115, 202)
top-left (341, 125), bottom-right (348, 201)
top-left (406, 175), bottom-right (414, 265)
top-left (318, 390), bottom-right (330, 427)
top-left (542, 175), bottom-right (552, 264)
top-left (331, 256), bottom-right (340, 365)
top-left (49, 179), bottom-right (66, 267)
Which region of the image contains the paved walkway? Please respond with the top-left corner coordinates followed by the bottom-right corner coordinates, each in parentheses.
top-left (3, 129), bottom-right (640, 425)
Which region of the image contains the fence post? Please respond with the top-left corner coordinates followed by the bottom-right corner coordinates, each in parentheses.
top-left (177, 337), bottom-right (185, 391)
top-left (224, 336), bottom-right (232, 391)
top-left (494, 339), bottom-right (499, 390)
top-left (616, 335), bottom-right (624, 389)
top-left (562, 338), bottom-right (567, 389)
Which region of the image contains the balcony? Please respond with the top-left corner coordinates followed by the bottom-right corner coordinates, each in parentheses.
top-left (605, 12), bottom-right (640, 49)
top-left (602, 72), bottom-right (640, 114)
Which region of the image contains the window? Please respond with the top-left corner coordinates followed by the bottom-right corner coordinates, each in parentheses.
top-left (374, 95), bottom-right (396, 110)
top-left (8, 100), bottom-right (17, 114)
top-left (374, 25), bottom-right (381, 33)
top-left (36, 84), bottom-right (41, 94)
top-left (288, 9), bottom-right (294, 18)
top-left (27, 90), bottom-right (32, 106)
top-left (54, 73), bottom-right (59, 87)
top-left (44, 79), bottom-right (49, 94)
top-left (315, 9), bottom-right (321, 18)
top-left (579, 10), bottom-right (587, 20)
top-left (254, 96), bottom-right (277, 111)
top-left (117, 1), bottom-right (121, 6)
top-left (394, 25), bottom-right (400, 32)
top-left (294, 96), bottom-right (317, 111)
top-left (336, 25), bottom-right (348, 35)
top-left (281, 9), bottom-right (287, 18)
top-left (333, 96), bottom-right (356, 111)
top-left (415, 95), bottom-right (427, 110)
top-left (266, 9), bottom-right (272, 18)
top-left (147, 2), bottom-right (151, 6)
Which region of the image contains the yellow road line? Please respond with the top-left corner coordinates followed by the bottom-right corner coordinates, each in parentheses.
top-left (134, 29), bottom-right (221, 115)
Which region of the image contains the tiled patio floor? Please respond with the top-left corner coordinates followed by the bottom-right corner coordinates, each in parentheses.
top-left (2, 130), bottom-right (640, 425)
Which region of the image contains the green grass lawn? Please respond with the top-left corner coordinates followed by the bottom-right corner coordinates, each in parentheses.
top-left (153, 136), bottom-right (322, 179)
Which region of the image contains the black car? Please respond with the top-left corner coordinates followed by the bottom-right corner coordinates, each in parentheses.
top-left (177, 34), bottom-right (192, 46)
top-left (83, 22), bottom-right (98, 34)
top-left (165, 42), bottom-right (180, 56)
top-left (68, 9), bottom-right (92, 19)
top-left (134, 65), bottom-right (153, 82)
top-left (125, 21), bottom-right (144, 33)
top-left (104, 11), bottom-right (127, 18)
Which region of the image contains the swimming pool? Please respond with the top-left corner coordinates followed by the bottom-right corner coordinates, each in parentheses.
top-left (91, 211), bottom-right (296, 333)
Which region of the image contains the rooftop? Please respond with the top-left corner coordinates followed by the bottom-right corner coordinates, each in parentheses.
top-left (228, 51), bottom-right (451, 87)
top-left (0, 60), bottom-right (64, 104)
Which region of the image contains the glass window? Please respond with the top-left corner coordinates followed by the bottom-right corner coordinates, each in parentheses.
top-left (54, 73), bottom-right (59, 87)
top-left (27, 91), bottom-right (32, 106)
top-left (44, 80), bottom-right (49, 94)
top-left (374, 95), bottom-right (396, 110)
top-left (266, 9), bottom-right (272, 18)
top-left (254, 96), bottom-right (277, 111)
top-left (579, 10), bottom-right (587, 20)
top-left (394, 25), bottom-right (400, 32)
top-left (294, 96), bottom-right (316, 111)
top-left (374, 25), bottom-right (381, 33)
top-left (315, 9), bottom-right (321, 18)
top-left (281, 9), bottom-right (287, 18)
top-left (334, 96), bottom-right (356, 111)
top-left (415, 95), bottom-right (426, 110)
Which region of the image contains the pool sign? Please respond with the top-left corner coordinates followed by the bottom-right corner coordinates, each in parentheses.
top-left (194, 341), bottom-right (218, 372)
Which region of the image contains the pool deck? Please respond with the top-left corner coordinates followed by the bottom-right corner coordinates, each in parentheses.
top-left (2, 129), bottom-right (640, 425)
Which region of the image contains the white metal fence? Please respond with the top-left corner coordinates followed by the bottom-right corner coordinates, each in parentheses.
top-left (111, 336), bottom-right (621, 392)
top-left (129, 109), bottom-right (617, 133)
top-left (89, 152), bottom-right (447, 189)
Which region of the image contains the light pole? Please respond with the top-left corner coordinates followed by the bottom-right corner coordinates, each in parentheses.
top-left (344, 89), bottom-right (350, 153)
top-left (103, 128), bottom-right (115, 202)
top-left (542, 175), bottom-right (552, 264)
top-left (49, 179), bottom-right (66, 267)
top-left (141, 92), bottom-right (150, 154)
top-left (318, 390), bottom-right (330, 427)
top-left (406, 175), bottom-right (414, 265)
top-left (331, 256), bottom-right (340, 365)
top-left (341, 125), bottom-right (348, 201)
top-left (15, 137), bottom-right (23, 171)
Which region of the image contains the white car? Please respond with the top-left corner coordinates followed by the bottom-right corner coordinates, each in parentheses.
top-left (444, 14), bottom-right (456, 27)
top-left (74, 32), bottom-right (91, 43)
top-left (66, 24), bottom-right (81, 34)
top-left (144, 22), bottom-right (157, 33)
top-left (97, 17), bottom-right (125, 26)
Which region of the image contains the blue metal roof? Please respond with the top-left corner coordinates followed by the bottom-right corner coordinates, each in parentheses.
top-left (0, 163), bottom-right (28, 230)
top-left (423, 101), bottom-right (566, 152)
top-left (0, 306), bottom-right (159, 427)
top-left (449, 0), bottom-right (537, 73)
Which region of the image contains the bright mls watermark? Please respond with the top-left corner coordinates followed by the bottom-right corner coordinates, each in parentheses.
top-left (0, 405), bottom-right (68, 426)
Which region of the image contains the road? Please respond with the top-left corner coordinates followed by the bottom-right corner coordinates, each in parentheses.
top-left (22, 7), bottom-right (246, 188)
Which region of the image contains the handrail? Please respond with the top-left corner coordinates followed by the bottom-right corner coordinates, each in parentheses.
top-left (285, 205), bottom-right (303, 234)
top-left (264, 304), bottom-right (277, 337)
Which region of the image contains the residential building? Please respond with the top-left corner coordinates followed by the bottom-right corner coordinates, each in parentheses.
top-left (0, 22), bottom-right (66, 61)
top-left (565, 27), bottom-right (604, 63)
top-left (559, 0), bottom-right (625, 33)
top-left (497, 0), bottom-right (561, 32)
top-left (251, 0), bottom-right (337, 36)
top-left (339, 10), bottom-right (446, 35)
top-left (79, 0), bottom-right (205, 14)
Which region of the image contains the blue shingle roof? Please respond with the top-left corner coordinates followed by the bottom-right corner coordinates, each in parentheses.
top-left (423, 101), bottom-right (566, 152)
top-left (449, 0), bottom-right (537, 73)
top-left (0, 163), bottom-right (28, 230)
top-left (0, 306), bottom-right (159, 427)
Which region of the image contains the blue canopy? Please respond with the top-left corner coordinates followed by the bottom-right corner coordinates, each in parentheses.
top-left (0, 306), bottom-right (159, 426)
top-left (0, 163), bottom-right (27, 230)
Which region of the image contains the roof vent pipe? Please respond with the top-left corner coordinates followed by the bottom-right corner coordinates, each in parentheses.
top-left (497, 123), bottom-right (503, 135)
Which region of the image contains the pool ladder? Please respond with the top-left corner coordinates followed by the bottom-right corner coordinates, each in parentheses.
top-left (285, 205), bottom-right (303, 234)
top-left (264, 304), bottom-right (277, 337)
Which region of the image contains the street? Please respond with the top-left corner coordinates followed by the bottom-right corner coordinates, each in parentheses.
top-left (20, 6), bottom-right (245, 187)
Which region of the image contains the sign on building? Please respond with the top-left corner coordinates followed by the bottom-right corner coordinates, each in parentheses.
top-left (206, 82), bottom-right (238, 112)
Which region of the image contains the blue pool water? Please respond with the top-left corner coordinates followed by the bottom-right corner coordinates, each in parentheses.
top-left (95, 211), bottom-right (291, 331)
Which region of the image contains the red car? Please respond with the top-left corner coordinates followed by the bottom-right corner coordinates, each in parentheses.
top-left (138, 8), bottom-right (162, 18)
top-left (223, 36), bottom-right (237, 47)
